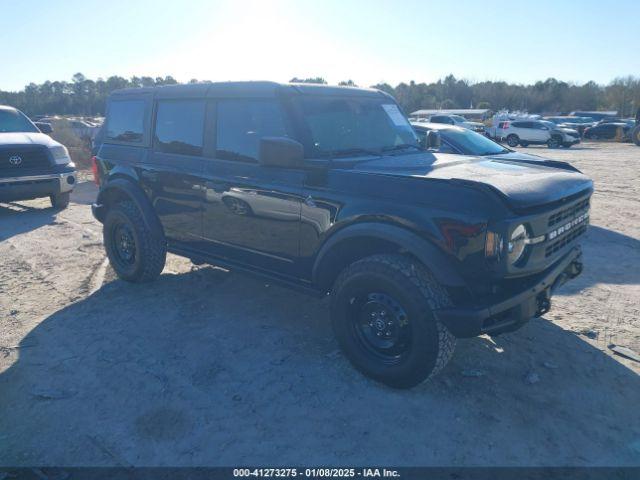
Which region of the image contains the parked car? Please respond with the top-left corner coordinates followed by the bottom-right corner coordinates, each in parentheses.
top-left (0, 105), bottom-right (76, 208)
top-left (583, 122), bottom-right (631, 141)
top-left (92, 82), bottom-right (592, 388)
top-left (411, 122), bottom-right (570, 166)
top-left (543, 116), bottom-right (595, 136)
top-left (497, 119), bottom-right (580, 148)
top-left (428, 114), bottom-right (486, 133)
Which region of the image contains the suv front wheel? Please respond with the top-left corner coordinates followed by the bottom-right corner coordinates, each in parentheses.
top-left (547, 135), bottom-right (562, 148)
top-left (103, 200), bottom-right (167, 282)
top-left (330, 254), bottom-right (456, 388)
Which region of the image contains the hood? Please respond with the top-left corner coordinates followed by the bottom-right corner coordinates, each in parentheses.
top-left (555, 127), bottom-right (579, 134)
top-left (0, 132), bottom-right (61, 148)
top-left (344, 152), bottom-right (593, 210)
top-left (463, 121), bottom-right (485, 128)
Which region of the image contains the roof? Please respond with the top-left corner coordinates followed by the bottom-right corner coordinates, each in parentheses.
top-left (0, 105), bottom-right (18, 111)
top-left (110, 81), bottom-right (386, 99)
top-left (410, 109), bottom-right (490, 116)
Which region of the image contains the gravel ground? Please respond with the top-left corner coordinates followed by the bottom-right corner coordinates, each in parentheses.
top-left (1, 141), bottom-right (639, 466)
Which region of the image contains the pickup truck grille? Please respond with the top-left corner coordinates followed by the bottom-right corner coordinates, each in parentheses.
top-left (0, 146), bottom-right (51, 174)
top-left (548, 198), bottom-right (590, 227)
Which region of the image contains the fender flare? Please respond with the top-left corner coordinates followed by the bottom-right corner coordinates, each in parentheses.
top-left (95, 177), bottom-right (164, 238)
top-left (312, 222), bottom-right (466, 288)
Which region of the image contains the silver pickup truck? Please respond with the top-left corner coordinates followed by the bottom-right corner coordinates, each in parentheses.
top-left (0, 105), bottom-right (76, 209)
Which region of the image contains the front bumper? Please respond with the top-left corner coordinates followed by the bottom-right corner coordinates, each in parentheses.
top-left (435, 246), bottom-right (583, 338)
top-left (0, 171), bottom-right (76, 202)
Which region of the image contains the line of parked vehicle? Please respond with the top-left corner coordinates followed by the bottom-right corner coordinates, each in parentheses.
top-left (411, 111), bottom-right (639, 148)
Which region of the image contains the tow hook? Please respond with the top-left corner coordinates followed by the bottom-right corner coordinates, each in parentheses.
top-left (568, 259), bottom-right (583, 278)
top-left (535, 290), bottom-right (551, 317)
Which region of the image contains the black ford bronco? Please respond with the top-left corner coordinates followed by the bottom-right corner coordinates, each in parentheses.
top-left (0, 105), bottom-right (76, 208)
top-left (92, 82), bottom-right (592, 388)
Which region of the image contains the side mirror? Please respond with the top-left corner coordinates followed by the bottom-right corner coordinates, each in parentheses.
top-left (35, 122), bottom-right (53, 134)
top-left (426, 130), bottom-right (441, 150)
top-left (259, 137), bottom-right (304, 168)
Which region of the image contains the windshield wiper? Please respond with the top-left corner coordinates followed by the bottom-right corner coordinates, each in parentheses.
top-left (381, 144), bottom-right (422, 153)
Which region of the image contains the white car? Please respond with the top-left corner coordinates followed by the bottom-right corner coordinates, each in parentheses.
top-left (428, 114), bottom-right (485, 133)
top-left (498, 120), bottom-right (580, 148)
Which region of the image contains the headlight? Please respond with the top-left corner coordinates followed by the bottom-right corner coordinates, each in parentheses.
top-left (508, 224), bottom-right (528, 265)
top-left (50, 145), bottom-right (71, 165)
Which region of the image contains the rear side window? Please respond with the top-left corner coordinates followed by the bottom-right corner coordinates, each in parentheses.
top-left (106, 100), bottom-right (145, 143)
top-left (154, 100), bottom-right (205, 156)
top-left (216, 99), bottom-right (288, 163)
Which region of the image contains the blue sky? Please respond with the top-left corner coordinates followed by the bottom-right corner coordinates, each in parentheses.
top-left (1, 0), bottom-right (638, 91)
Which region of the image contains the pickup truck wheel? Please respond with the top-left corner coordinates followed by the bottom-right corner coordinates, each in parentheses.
top-left (330, 254), bottom-right (455, 388)
top-left (633, 125), bottom-right (640, 146)
top-left (103, 200), bottom-right (166, 283)
top-left (506, 135), bottom-right (519, 147)
top-left (50, 192), bottom-right (70, 210)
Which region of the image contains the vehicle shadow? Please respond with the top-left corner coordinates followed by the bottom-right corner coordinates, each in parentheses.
top-left (1, 266), bottom-right (638, 466)
top-left (0, 202), bottom-right (56, 241)
top-left (557, 225), bottom-right (640, 294)
top-left (0, 181), bottom-right (97, 241)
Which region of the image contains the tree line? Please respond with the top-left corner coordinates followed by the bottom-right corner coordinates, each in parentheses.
top-left (2, 73), bottom-right (639, 117)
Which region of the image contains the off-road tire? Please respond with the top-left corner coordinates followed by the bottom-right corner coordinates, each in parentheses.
top-left (330, 254), bottom-right (456, 388)
top-left (103, 200), bottom-right (166, 283)
top-left (506, 134), bottom-right (519, 147)
top-left (50, 192), bottom-right (70, 210)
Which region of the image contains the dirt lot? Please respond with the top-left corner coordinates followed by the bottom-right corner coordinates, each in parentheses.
top-left (1, 142), bottom-right (639, 466)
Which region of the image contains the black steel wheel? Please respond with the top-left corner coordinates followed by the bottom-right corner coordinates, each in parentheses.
top-left (349, 292), bottom-right (411, 365)
top-left (331, 254), bottom-right (456, 388)
top-left (103, 200), bottom-right (166, 283)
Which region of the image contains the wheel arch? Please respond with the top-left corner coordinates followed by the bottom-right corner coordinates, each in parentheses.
top-left (312, 222), bottom-right (466, 292)
top-left (95, 177), bottom-right (164, 239)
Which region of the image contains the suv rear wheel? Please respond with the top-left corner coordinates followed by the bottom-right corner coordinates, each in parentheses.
top-left (506, 134), bottom-right (519, 147)
top-left (330, 254), bottom-right (456, 388)
top-left (103, 200), bottom-right (167, 282)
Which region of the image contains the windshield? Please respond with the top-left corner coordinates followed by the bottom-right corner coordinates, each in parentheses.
top-left (294, 96), bottom-right (419, 157)
top-left (450, 115), bottom-right (467, 122)
top-left (0, 108), bottom-right (39, 133)
top-left (439, 127), bottom-right (508, 155)
top-left (541, 120), bottom-right (556, 129)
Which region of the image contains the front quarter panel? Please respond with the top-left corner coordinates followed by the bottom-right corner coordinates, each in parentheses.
top-left (300, 168), bottom-right (504, 280)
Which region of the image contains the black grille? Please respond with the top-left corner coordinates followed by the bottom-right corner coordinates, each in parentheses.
top-left (545, 224), bottom-right (587, 257)
top-left (0, 146), bottom-right (51, 173)
top-left (548, 198), bottom-right (590, 227)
